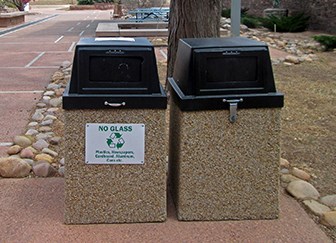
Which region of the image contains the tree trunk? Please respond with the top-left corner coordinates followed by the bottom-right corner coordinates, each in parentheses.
top-left (167, 0), bottom-right (222, 79)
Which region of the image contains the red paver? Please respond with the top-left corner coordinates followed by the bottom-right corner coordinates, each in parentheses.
top-left (0, 52), bottom-right (41, 67)
top-left (0, 93), bottom-right (41, 141)
top-left (0, 43), bottom-right (72, 52)
top-left (32, 52), bottom-right (73, 67)
top-left (0, 67), bottom-right (57, 91)
top-left (0, 178), bottom-right (331, 243)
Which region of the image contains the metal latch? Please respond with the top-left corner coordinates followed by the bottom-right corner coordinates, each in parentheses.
top-left (223, 98), bottom-right (243, 123)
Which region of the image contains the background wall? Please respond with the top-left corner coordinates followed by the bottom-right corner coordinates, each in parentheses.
top-left (222, 0), bottom-right (336, 34)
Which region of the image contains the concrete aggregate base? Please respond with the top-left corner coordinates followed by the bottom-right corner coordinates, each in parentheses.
top-left (169, 101), bottom-right (281, 221)
top-left (64, 109), bottom-right (167, 224)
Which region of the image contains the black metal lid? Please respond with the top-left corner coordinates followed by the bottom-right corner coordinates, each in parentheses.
top-left (63, 83), bottom-right (167, 109)
top-left (169, 77), bottom-right (284, 111)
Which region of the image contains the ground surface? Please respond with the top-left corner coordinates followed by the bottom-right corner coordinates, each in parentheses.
top-left (0, 5), bottom-right (335, 242)
top-left (274, 52), bottom-right (336, 241)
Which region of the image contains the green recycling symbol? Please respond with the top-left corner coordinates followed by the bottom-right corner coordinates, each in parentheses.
top-left (106, 132), bottom-right (125, 149)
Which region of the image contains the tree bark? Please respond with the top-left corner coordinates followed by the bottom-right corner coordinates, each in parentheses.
top-left (167, 0), bottom-right (222, 79)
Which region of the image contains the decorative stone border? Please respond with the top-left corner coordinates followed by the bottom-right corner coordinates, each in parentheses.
top-left (280, 158), bottom-right (336, 227)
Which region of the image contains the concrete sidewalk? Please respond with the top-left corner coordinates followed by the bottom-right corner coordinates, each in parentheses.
top-left (0, 178), bottom-right (331, 242)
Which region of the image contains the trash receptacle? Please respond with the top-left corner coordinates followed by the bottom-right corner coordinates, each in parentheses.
top-left (63, 37), bottom-right (167, 224)
top-left (168, 37), bottom-right (284, 221)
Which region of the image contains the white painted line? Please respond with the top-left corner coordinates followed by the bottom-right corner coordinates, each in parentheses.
top-left (0, 90), bottom-right (44, 94)
top-left (54, 35), bottom-right (64, 43)
top-left (86, 24), bottom-right (90, 28)
top-left (77, 22), bottom-right (81, 25)
top-left (67, 27), bottom-right (74, 32)
top-left (159, 49), bottom-right (168, 60)
top-left (0, 142), bottom-right (13, 147)
top-left (79, 31), bottom-right (85, 37)
top-left (25, 52), bottom-right (45, 68)
top-left (28, 66), bottom-right (59, 69)
top-left (68, 42), bottom-right (76, 52)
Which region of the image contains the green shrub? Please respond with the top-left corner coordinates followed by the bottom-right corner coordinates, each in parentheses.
top-left (221, 7), bottom-right (249, 18)
top-left (261, 12), bottom-right (310, 32)
top-left (77, 0), bottom-right (94, 5)
top-left (242, 16), bottom-right (261, 28)
top-left (313, 35), bottom-right (336, 50)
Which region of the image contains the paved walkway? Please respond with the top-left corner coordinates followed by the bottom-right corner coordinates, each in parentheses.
top-left (0, 6), bottom-right (331, 243)
top-left (0, 178), bottom-right (332, 242)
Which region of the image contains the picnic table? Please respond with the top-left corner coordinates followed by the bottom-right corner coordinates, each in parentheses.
top-left (128, 7), bottom-right (170, 22)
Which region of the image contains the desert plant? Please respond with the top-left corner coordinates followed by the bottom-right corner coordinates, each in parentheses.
top-left (313, 35), bottom-right (336, 50)
top-left (261, 12), bottom-right (310, 32)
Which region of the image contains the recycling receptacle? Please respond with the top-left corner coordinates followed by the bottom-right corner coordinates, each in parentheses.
top-left (168, 37), bottom-right (284, 221)
top-left (63, 37), bottom-right (167, 224)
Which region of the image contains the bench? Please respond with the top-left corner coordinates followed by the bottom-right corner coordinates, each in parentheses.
top-left (96, 22), bottom-right (228, 38)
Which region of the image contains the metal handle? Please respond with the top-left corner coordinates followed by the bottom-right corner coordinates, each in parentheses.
top-left (104, 101), bottom-right (126, 107)
top-left (223, 98), bottom-right (243, 123)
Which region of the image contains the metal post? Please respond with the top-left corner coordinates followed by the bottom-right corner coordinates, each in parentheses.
top-left (231, 0), bottom-right (241, 37)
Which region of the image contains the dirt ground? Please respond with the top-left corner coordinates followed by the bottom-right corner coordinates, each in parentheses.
top-left (274, 52), bottom-right (336, 240)
top-left (274, 52), bottom-right (336, 196)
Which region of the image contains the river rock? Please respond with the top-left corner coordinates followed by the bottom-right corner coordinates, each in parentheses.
top-left (35, 133), bottom-right (52, 141)
top-left (49, 97), bottom-right (62, 107)
top-left (32, 112), bottom-right (44, 121)
top-left (286, 180), bottom-right (320, 200)
top-left (35, 153), bottom-right (53, 164)
top-left (7, 145), bottom-right (22, 155)
top-left (58, 166), bottom-right (65, 177)
top-left (59, 158), bottom-right (65, 166)
top-left (41, 120), bottom-right (53, 126)
top-left (303, 199), bottom-right (330, 216)
top-left (42, 148), bottom-right (58, 157)
top-left (280, 158), bottom-right (290, 168)
top-left (33, 162), bottom-right (58, 177)
top-left (28, 122), bottom-right (38, 127)
top-left (20, 148), bottom-right (35, 159)
top-left (44, 114), bottom-right (57, 121)
top-left (0, 157), bottom-right (31, 178)
top-left (321, 211), bottom-right (336, 227)
top-left (13, 136), bottom-right (32, 148)
top-left (50, 137), bottom-right (61, 145)
top-left (47, 83), bottom-right (60, 90)
top-left (44, 91), bottom-right (55, 96)
top-left (291, 167), bottom-right (311, 181)
top-left (25, 129), bottom-right (38, 136)
top-left (36, 103), bottom-right (46, 108)
top-left (285, 55), bottom-right (300, 64)
top-left (320, 195), bottom-right (336, 208)
top-left (32, 139), bottom-right (49, 151)
top-left (38, 126), bottom-right (52, 132)
top-left (281, 174), bottom-right (300, 183)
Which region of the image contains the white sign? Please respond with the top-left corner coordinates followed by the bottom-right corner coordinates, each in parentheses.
top-left (85, 123), bottom-right (145, 164)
